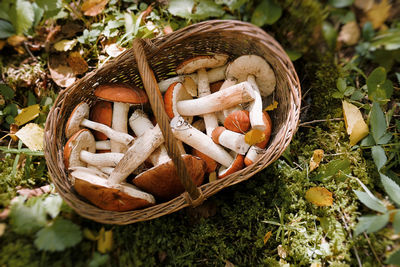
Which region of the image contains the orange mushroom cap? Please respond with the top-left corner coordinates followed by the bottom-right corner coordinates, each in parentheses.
top-left (211, 126), bottom-right (226, 144)
top-left (94, 83), bottom-right (148, 104)
top-left (90, 100), bottom-right (112, 140)
top-left (224, 110), bottom-right (250, 133)
top-left (218, 154), bottom-right (244, 179)
top-left (192, 148), bottom-right (218, 173)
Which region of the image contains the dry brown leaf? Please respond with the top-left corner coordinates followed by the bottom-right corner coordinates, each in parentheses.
top-left (354, 0), bottom-right (374, 11)
top-left (81, 0), bottom-right (109, 16)
top-left (305, 187), bottom-right (333, 207)
top-left (7, 35), bottom-right (26, 46)
top-left (245, 129), bottom-right (266, 145)
top-left (342, 100), bottom-right (369, 146)
top-left (338, 21), bottom-right (361, 46)
top-left (49, 64), bottom-right (76, 87)
top-left (264, 231), bottom-right (272, 244)
top-left (163, 25), bottom-right (174, 35)
top-left (225, 260), bottom-right (235, 267)
top-left (309, 149), bottom-right (324, 172)
top-left (67, 52), bottom-right (88, 75)
top-left (0, 40), bottom-right (6, 51)
top-left (367, 0), bottom-right (391, 29)
top-left (17, 185), bottom-right (52, 198)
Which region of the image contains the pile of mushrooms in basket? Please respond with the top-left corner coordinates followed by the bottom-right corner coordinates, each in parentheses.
top-left (64, 54), bottom-right (276, 212)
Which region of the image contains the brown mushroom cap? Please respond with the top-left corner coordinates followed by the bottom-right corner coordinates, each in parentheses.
top-left (211, 126), bottom-right (226, 144)
top-left (224, 110), bottom-right (250, 133)
top-left (65, 102), bottom-right (90, 139)
top-left (64, 129), bottom-right (96, 169)
top-left (90, 100), bottom-right (112, 140)
top-left (132, 154), bottom-right (206, 200)
top-left (218, 154), bottom-right (245, 179)
top-left (94, 83), bottom-right (148, 104)
top-left (70, 168), bottom-right (155, 211)
top-left (163, 82), bottom-right (193, 122)
top-left (226, 55), bottom-right (276, 97)
top-left (176, 54), bottom-right (229, 74)
top-left (210, 80), bottom-right (224, 93)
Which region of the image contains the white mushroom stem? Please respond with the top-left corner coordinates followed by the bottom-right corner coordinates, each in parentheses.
top-left (80, 150), bottom-right (124, 167)
top-left (215, 129), bottom-right (250, 155)
top-left (80, 119), bottom-right (133, 145)
top-left (177, 81), bottom-right (255, 116)
top-left (111, 102), bottom-right (130, 153)
top-left (158, 65), bottom-right (227, 93)
top-left (96, 140), bottom-right (111, 150)
top-left (108, 125), bottom-right (164, 185)
top-left (170, 117), bottom-right (233, 167)
top-left (129, 110), bottom-right (171, 166)
top-left (99, 166), bottom-right (114, 175)
top-left (245, 145), bottom-right (265, 165)
top-left (247, 75), bottom-right (266, 131)
top-left (221, 78), bottom-right (241, 118)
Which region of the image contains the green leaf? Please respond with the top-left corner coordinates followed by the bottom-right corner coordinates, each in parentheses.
top-left (344, 86), bottom-right (355, 96)
top-left (10, 0), bottom-right (35, 35)
top-left (386, 248), bottom-right (400, 265)
top-left (367, 67), bottom-right (386, 90)
top-left (251, 0), bottom-right (282, 26)
top-left (371, 28), bottom-right (400, 51)
top-left (396, 73), bottom-right (400, 84)
top-left (215, 0), bottom-right (247, 11)
top-left (43, 194), bottom-right (63, 219)
top-left (34, 218), bottom-right (82, 251)
top-left (10, 197), bottom-right (47, 235)
top-left (354, 190), bottom-right (387, 213)
top-left (360, 134), bottom-right (375, 146)
top-left (193, 0), bottom-right (225, 20)
top-left (371, 145), bottom-right (387, 171)
top-left (285, 50), bottom-right (302, 61)
top-left (313, 158), bottom-right (351, 182)
top-left (362, 22), bottom-right (374, 41)
top-left (381, 174), bottom-right (400, 207)
top-left (89, 252), bottom-right (110, 267)
top-left (0, 84), bottom-right (15, 100)
top-left (328, 0), bottom-right (353, 8)
top-left (332, 91), bottom-right (344, 99)
top-left (322, 21), bottom-right (337, 49)
top-left (350, 90), bottom-right (364, 101)
top-left (377, 132), bottom-right (392, 145)
top-left (336, 78), bottom-right (347, 92)
top-left (35, 0), bottom-right (61, 11)
top-left (354, 214), bottom-right (389, 236)
top-left (168, 0), bottom-right (195, 19)
top-left (0, 19), bottom-right (15, 38)
top-left (367, 67), bottom-right (392, 101)
top-left (393, 211), bottom-right (400, 234)
top-left (370, 102), bottom-right (387, 143)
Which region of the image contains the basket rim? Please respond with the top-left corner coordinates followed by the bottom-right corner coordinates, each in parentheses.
top-left (44, 19), bottom-right (301, 225)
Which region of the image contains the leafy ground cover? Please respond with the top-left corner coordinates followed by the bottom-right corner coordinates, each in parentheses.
top-left (0, 0), bottom-right (399, 266)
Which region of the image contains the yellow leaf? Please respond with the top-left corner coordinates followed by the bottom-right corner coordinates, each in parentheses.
top-left (309, 149), bottom-right (324, 172)
top-left (305, 187), bottom-right (333, 207)
top-left (245, 129), bottom-right (266, 146)
top-left (366, 0), bottom-right (390, 29)
top-left (263, 231), bottom-right (272, 244)
top-left (15, 123), bottom-right (44, 151)
top-left (342, 101), bottom-right (369, 146)
top-left (338, 21), bottom-right (360, 46)
top-left (7, 35), bottom-right (26, 47)
top-left (14, 104), bottom-right (40, 126)
top-left (83, 228), bottom-right (99, 241)
top-left (264, 101), bottom-right (279, 111)
top-left (81, 0), bottom-right (109, 16)
top-left (209, 171), bottom-right (217, 182)
top-left (53, 39), bottom-right (77, 52)
top-left (97, 227), bottom-right (113, 253)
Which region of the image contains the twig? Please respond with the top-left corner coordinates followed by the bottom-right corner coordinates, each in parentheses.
top-left (299, 118), bottom-right (343, 127)
top-left (363, 232), bottom-right (382, 265)
top-left (23, 41), bottom-right (36, 60)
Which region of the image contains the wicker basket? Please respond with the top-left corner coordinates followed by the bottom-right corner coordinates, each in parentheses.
top-left (44, 20), bottom-right (301, 225)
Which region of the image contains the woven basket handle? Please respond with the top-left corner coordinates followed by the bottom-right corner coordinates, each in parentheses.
top-left (132, 38), bottom-right (204, 206)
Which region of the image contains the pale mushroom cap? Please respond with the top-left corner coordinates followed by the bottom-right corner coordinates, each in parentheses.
top-left (64, 129), bottom-right (96, 169)
top-left (176, 54), bottom-right (229, 74)
top-left (94, 83), bottom-right (148, 104)
top-left (226, 55), bottom-right (276, 97)
top-left (132, 154), bottom-right (206, 200)
top-left (70, 167), bottom-right (155, 211)
top-left (65, 102), bottom-right (90, 138)
top-left (163, 82), bottom-right (193, 123)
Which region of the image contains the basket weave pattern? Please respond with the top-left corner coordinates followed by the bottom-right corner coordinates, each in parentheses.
top-left (44, 20), bottom-right (301, 224)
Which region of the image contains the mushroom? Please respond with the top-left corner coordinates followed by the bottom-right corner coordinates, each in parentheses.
top-left (211, 126), bottom-right (250, 155)
top-left (176, 81), bottom-right (255, 117)
top-left (218, 77), bottom-right (241, 118)
top-left (89, 100), bottom-right (112, 140)
top-left (163, 82), bottom-right (193, 123)
top-left (176, 54), bottom-right (228, 136)
top-left (191, 119), bottom-right (218, 173)
top-left (128, 110), bottom-right (206, 200)
top-left (94, 84), bottom-right (148, 153)
top-left (223, 110), bottom-right (250, 133)
top-left (69, 167), bottom-right (155, 211)
top-left (65, 102), bottom-right (134, 146)
top-left (244, 111), bottom-right (273, 166)
top-left (226, 55), bottom-right (276, 131)
top-left (64, 129), bottom-right (125, 168)
top-left (95, 140), bottom-right (111, 150)
top-left (218, 154), bottom-right (245, 179)
top-left (158, 64), bottom-right (228, 93)
top-left (170, 116), bottom-right (233, 168)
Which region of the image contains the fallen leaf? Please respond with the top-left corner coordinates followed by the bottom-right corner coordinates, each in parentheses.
top-left (209, 172), bottom-right (217, 182)
top-left (245, 129), bottom-right (266, 146)
top-left (53, 39), bottom-right (77, 52)
top-left (49, 65), bottom-right (76, 88)
top-left (0, 40), bottom-right (6, 50)
top-left (14, 104), bottom-right (40, 126)
top-left (338, 21), bottom-right (360, 46)
top-left (354, 0), bottom-right (374, 11)
top-left (305, 187), bottom-right (333, 207)
top-left (15, 123), bottom-right (44, 151)
top-left (7, 35), bottom-right (26, 46)
top-left (81, 0), bottom-right (109, 17)
top-left (83, 228), bottom-right (99, 241)
top-left (0, 223), bottom-right (6, 237)
top-left (105, 43), bottom-right (126, 57)
top-left (97, 227), bottom-right (113, 253)
top-left (342, 100), bottom-right (369, 146)
top-left (17, 185), bottom-right (52, 198)
top-left (264, 231), bottom-right (272, 244)
top-left (309, 149), bottom-right (324, 172)
top-left (67, 52), bottom-right (88, 75)
top-left (367, 0), bottom-right (391, 29)
top-left (225, 260), bottom-right (235, 267)
top-left (264, 100), bottom-right (279, 111)
top-left (163, 25), bottom-right (173, 35)
top-left (277, 244), bottom-right (287, 259)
